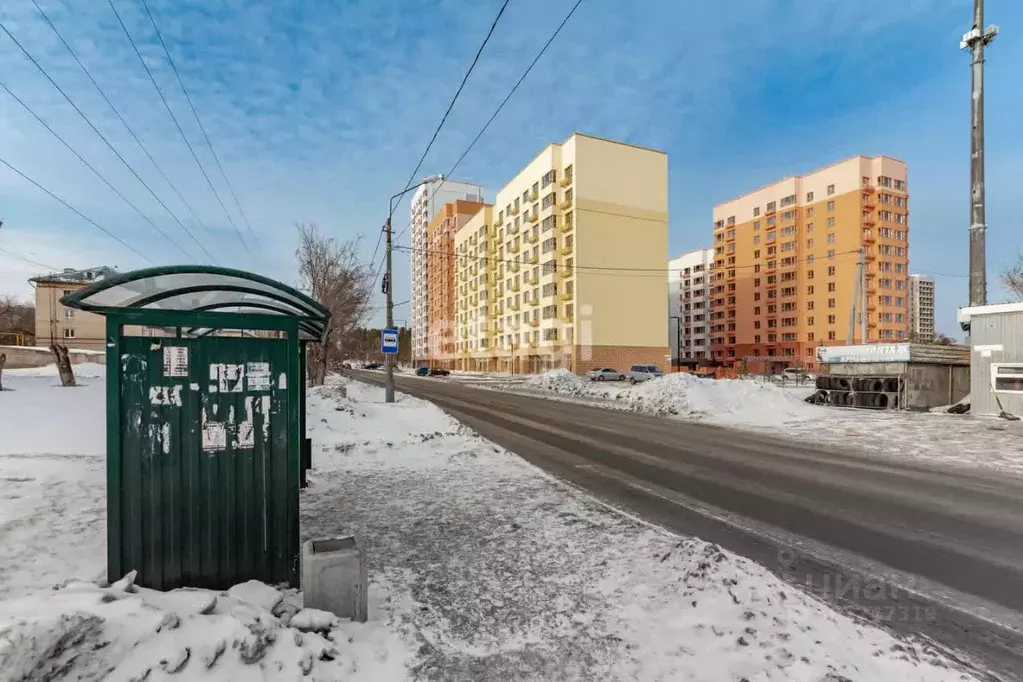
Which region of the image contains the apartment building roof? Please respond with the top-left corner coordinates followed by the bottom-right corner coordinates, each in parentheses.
top-left (30, 266), bottom-right (117, 285)
top-left (714, 154), bottom-right (908, 209)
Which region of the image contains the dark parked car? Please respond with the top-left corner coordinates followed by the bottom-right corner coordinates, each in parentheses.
top-left (364, 362), bottom-right (383, 370)
top-left (429, 367), bottom-right (450, 377)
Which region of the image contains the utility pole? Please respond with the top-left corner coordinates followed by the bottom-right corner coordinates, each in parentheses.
top-left (847, 247), bottom-right (865, 345)
top-left (860, 247), bottom-right (868, 344)
top-left (961, 0), bottom-right (998, 307)
top-left (384, 216), bottom-right (395, 404)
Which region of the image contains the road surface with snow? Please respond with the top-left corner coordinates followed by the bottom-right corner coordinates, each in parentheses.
top-left (355, 369), bottom-right (1023, 679)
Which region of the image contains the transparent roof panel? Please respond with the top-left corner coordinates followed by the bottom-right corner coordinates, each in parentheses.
top-left (60, 266), bottom-right (330, 338)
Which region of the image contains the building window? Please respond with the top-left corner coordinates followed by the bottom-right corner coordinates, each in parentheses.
top-left (827, 217), bottom-right (835, 227)
top-left (827, 200), bottom-right (835, 211)
top-left (827, 298), bottom-right (836, 308)
top-left (826, 184), bottom-right (835, 196)
top-left (806, 191), bottom-right (814, 202)
top-left (64, 308), bottom-right (75, 319)
top-left (63, 328), bottom-right (76, 339)
top-left (753, 206), bottom-right (760, 217)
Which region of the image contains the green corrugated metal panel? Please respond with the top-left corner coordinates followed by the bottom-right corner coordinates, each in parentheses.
top-left (111, 334), bottom-right (297, 590)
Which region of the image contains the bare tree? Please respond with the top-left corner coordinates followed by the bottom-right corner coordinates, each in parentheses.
top-left (1003, 254), bottom-right (1023, 301)
top-left (295, 223), bottom-right (373, 385)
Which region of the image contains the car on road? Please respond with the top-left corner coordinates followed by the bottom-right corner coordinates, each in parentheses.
top-left (416, 367), bottom-right (450, 377)
top-left (364, 362), bottom-right (383, 370)
top-left (587, 368), bottom-right (625, 382)
top-left (626, 364), bottom-right (663, 384)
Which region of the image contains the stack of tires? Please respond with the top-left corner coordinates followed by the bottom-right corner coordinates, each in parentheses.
top-left (805, 375), bottom-right (903, 410)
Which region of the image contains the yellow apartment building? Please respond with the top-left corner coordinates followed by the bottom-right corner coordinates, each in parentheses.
top-left (31, 266), bottom-right (117, 351)
top-left (710, 155), bottom-right (910, 373)
top-left (450, 132), bottom-right (670, 375)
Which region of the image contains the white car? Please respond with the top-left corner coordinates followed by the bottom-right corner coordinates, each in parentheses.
top-left (586, 367), bottom-right (625, 382)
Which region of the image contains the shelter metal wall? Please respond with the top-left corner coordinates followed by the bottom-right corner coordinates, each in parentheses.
top-left (969, 311), bottom-right (1023, 417)
top-left (111, 334), bottom-right (297, 590)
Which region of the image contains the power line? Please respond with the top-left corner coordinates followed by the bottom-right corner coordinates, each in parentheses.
top-left (0, 244), bottom-right (58, 272)
top-left (0, 20), bottom-right (212, 261)
top-left (397, 0), bottom-right (511, 214)
top-left (138, 0), bottom-right (262, 257)
top-left (29, 0), bottom-right (219, 248)
top-left (369, 0), bottom-right (512, 274)
top-left (0, 155), bottom-right (153, 263)
top-left (0, 78), bottom-right (183, 260)
top-left (393, 245), bottom-right (867, 277)
top-left (390, 0), bottom-right (585, 253)
top-left (107, 0), bottom-right (253, 261)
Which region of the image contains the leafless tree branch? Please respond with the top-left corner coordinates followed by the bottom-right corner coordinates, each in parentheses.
top-left (1003, 254), bottom-right (1023, 302)
top-left (295, 223), bottom-right (373, 385)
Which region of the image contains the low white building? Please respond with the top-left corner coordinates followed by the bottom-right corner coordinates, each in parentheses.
top-left (668, 248), bottom-right (714, 364)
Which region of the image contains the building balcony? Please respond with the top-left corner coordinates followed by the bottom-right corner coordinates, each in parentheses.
top-left (559, 198), bottom-right (574, 211)
top-left (862, 185), bottom-right (876, 195)
top-left (559, 244), bottom-right (573, 256)
top-left (526, 295), bottom-right (539, 306)
top-left (862, 217), bottom-right (876, 227)
top-left (559, 291), bottom-right (573, 301)
top-left (560, 219), bottom-right (573, 234)
top-left (863, 202), bottom-right (876, 211)
top-left (558, 174), bottom-right (573, 188)
top-left (494, 215), bottom-right (504, 227)
top-left (559, 266), bottom-right (572, 278)
top-left (526, 272), bottom-right (538, 285)
top-left (510, 282), bottom-right (520, 292)
top-left (528, 211), bottom-right (539, 224)
top-left (524, 231), bottom-right (538, 244)
top-left (509, 301), bottom-right (520, 311)
top-left (862, 234), bottom-right (876, 244)
top-left (865, 253), bottom-right (876, 261)
top-left (529, 319), bottom-right (539, 328)
top-left (510, 204), bottom-right (520, 215)
top-left (509, 261), bottom-right (520, 273)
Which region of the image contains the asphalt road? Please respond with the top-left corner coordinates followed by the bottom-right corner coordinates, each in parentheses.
top-left (353, 370), bottom-right (1023, 680)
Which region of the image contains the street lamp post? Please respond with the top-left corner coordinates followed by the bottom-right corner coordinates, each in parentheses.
top-left (385, 175), bottom-right (443, 403)
top-left (669, 315), bottom-right (681, 372)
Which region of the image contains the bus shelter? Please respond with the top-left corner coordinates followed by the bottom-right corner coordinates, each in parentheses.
top-left (62, 265), bottom-right (329, 590)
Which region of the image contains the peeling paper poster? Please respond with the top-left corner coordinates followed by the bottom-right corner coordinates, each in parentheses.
top-left (210, 363), bottom-right (245, 393)
top-left (246, 362), bottom-right (271, 391)
top-left (163, 346), bottom-right (188, 377)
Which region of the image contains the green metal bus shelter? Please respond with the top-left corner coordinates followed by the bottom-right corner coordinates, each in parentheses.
top-left (62, 265), bottom-right (329, 591)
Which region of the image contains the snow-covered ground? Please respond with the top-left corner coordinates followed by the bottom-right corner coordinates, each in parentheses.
top-left (442, 368), bottom-right (1023, 475)
top-left (0, 364), bottom-right (990, 679)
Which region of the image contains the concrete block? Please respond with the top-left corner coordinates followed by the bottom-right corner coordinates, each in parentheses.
top-left (302, 537), bottom-right (367, 623)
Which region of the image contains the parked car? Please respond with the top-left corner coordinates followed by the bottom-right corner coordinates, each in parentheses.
top-left (782, 367), bottom-right (815, 382)
top-left (428, 367), bottom-right (450, 377)
top-left (626, 364), bottom-right (663, 384)
top-left (587, 367), bottom-right (625, 382)
top-left (364, 362), bottom-right (383, 370)
top-left (415, 366), bottom-right (430, 377)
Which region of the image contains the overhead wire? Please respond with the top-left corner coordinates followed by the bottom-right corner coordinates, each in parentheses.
top-left (138, 0), bottom-right (263, 257)
top-left (393, 245), bottom-right (867, 277)
top-left (378, 0), bottom-right (589, 286)
top-left (0, 19), bottom-right (213, 261)
top-left (0, 155), bottom-right (154, 263)
top-left (28, 0), bottom-right (219, 249)
top-left (0, 243), bottom-right (59, 272)
top-left (369, 0), bottom-right (513, 274)
top-left (0, 79), bottom-right (185, 261)
top-left (107, 0), bottom-right (254, 261)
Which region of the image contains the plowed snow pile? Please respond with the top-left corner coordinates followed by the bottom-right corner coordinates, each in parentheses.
top-left (520, 370), bottom-right (816, 424)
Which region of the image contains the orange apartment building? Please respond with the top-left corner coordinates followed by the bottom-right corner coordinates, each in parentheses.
top-left (710, 155), bottom-right (910, 373)
top-left (426, 199), bottom-right (488, 366)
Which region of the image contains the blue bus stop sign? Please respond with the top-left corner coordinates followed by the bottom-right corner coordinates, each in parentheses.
top-left (381, 328), bottom-right (399, 355)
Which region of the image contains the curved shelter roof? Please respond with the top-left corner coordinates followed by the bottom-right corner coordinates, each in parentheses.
top-left (60, 265), bottom-right (330, 340)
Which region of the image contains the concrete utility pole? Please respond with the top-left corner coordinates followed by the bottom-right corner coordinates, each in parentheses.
top-left (961, 0), bottom-right (998, 307)
top-left (384, 174), bottom-right (443, 404)
top-left (847, 247), bottom-right (866, 345)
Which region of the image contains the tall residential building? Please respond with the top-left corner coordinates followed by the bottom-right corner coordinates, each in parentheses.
top-left (668, 249), bottom-right (714, 364)
top-left (425, 199), bottom-right (488, 365)
top-left (450, 132), bottom-right (669, 374)
top-left (711, 156), bottom-right (909, 373)
top-left (410, 178), bottom-right (483, 366)
top-left (909, 274), bottom-right (936, 342)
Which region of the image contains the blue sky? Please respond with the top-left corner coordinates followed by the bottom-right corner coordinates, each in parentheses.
top-left (0, 0), bottom-right (1020, 336)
